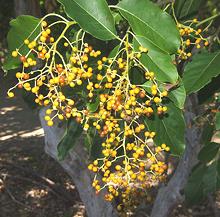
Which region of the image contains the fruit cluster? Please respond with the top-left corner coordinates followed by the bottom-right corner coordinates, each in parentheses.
top-left (8, 14), bottom-right (170, 213)
top-left (177, 18), bottom-right (209, 60)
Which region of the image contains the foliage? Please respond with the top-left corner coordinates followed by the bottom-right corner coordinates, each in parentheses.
top-left (4, 0), bottom-right (220, 214)
top-left (183, 51), bottom-right (220, 94)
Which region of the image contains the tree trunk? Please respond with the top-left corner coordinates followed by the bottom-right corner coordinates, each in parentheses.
top-left (14, 0), bottom-right (41, 17)
top-left (150, 94), bottom-right (202, 217)
top-left (39, 108), bottom-right (119, 217)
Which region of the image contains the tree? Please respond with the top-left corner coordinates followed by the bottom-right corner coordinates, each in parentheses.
top-left (3, 0), bottom-right (220, 216)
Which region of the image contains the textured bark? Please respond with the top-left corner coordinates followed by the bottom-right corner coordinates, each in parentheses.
top-left (39, 108), bottom-right (119, 217)
top-left (150, 94), bottom-right (202, 217)
top-left (14, 0), bottom-right (41, 17)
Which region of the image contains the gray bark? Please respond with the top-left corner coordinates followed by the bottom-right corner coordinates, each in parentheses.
top-left (39, 108), bottom-right (119, 217)
top-left (150, 94), bottom-right (202, 217)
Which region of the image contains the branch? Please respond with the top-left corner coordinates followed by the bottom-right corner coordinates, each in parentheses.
top-left (39, 108), bottom-right (119, 217)
top-left (150, 94), bottom-right (202, 217)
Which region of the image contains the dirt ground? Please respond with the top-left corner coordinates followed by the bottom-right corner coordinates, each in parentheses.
top-left (0, 73), bottom-right (219, 217)
top-left (0, 73), bottom-right (86, 217)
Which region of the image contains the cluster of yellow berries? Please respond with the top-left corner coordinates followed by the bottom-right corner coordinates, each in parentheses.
top-left (177, 18), bottom-right (209, 60)
top-left (8, 15), bottom-right (171, 213)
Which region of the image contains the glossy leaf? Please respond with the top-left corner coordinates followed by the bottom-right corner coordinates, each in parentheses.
top-left (144, 102), bottom-right (185, 155)
top-left (174, 0), bottom-right (205, 20)
top-left (57, 119), bottom-right (83, 160)
top-left (3, 15), bottom-right (40, 70)
top-left (168, 79), bottom-right (186, 109)
top-left (117, 0), bottom-right (180, 54)
top-left (134, 37), bottom-right (178, 84)
top-left (198, 142), bottom-right (220, 163)
top-left (58, 0), bottom-right (117, 40)
top-left (183, 51), bottom-right (220, 94)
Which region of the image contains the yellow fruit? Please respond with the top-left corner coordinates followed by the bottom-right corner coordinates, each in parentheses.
top-left (47, 120), bottom-right (54, 126)
top-left (12, 51), bottom-right (18, 57)
top-left (7, 92), bottom-right (14, 98)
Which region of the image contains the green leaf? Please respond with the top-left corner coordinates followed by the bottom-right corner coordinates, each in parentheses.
top-left (168, 79), bottom-right (186, 109)
top-left (217, 160), bottom-right (220, 189)
top-left (142, 80), bottom-right (153, 93)
top-left (144, 102), bottom-right (185, 155)
top-left (202, 123), bottom-right (215, 144)
top-left (183, 51), bottom-right (220, 94)
top-left (3, 15), bottom-right (40, 71)
top-left (58, 0), bottom-right (117, 40)
top-left (129, 66), bottom-right (145, 85)
top-left (84, 131), bottom-right (93, 155)
top-left (134, 36), bottom-right (179, 84)
top-left (87, 97), bottom-right (100, 112)
top-left (108, 44), bottom-right (120, 58)
top-left (57, 119), bottom-right (83, 160)
top-left (185, 164), bottom-right (206, 205)
top-left (186, 160), bottom-right (220, 205)
top-left (216, 112), bottom-right (220, 130)
top-left (174, 0), bottom-right (205, 20)
top-left (84, 128), bottom-right (103, 160)
top-left (198, 142), bottom-right (220, 163)
top-left (117, 0), bottom-right (180, 54)
top-left (112, 11), bottom-right (123, 25)
top-left (203, 160), bottom-right (219, 194)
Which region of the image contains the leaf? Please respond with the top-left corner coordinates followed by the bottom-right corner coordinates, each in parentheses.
top-left (186, 160), bottom-right (220, 205)
top-left (84, 128), bottom-right (103, 160)
top-left (144, 102), bottom-right (185, 155)
top-left (84, 131), bottom-right (93, 155)
top-left (108, 44), bottom-right (120, 58)
top-left (87, 97), bottom-right (100, 113)
top-left (185, 164), bottom-right (206, 205)
top-left (216, 112), bottom-right (220, 130)
top-left (217, 160), bottom-right (220, 189)
top-left (117, 0), bottom-right (180, 54)
top-left (57, 119), bottom-right (83, 160)
top-left (129, 66), bottom-right (145, 85)
top-left (203, 160), bottom-right (219, 194)
top-left (58, 0), bottom-right (117, 40)
top-left (134, 36), bottom-right (179, 84)
top-left (3, 15), bottom-right (40, 71)
top-left (174, 0), bottom-right (205, 20)
top-left (142, 80), bottom-right (153, 93)
top-left (112, 11), bottom-right (123, 24)
top-left (202, 123), bottom-right (215, 144)
top-left (168, 79), bottom-right (186, 109)
top-left (198, 142), bottom-right (220, 163)
top-left (183, 51), bottom-right (220, 94)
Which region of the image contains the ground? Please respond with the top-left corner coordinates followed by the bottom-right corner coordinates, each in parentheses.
top-left (0, 73), bottom-right (86, 217)
top-left (0, 73), bottom-right (219, 217)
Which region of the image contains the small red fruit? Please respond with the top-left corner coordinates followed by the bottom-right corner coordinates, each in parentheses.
top-left (20, 56), bottom-right (26, 62)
